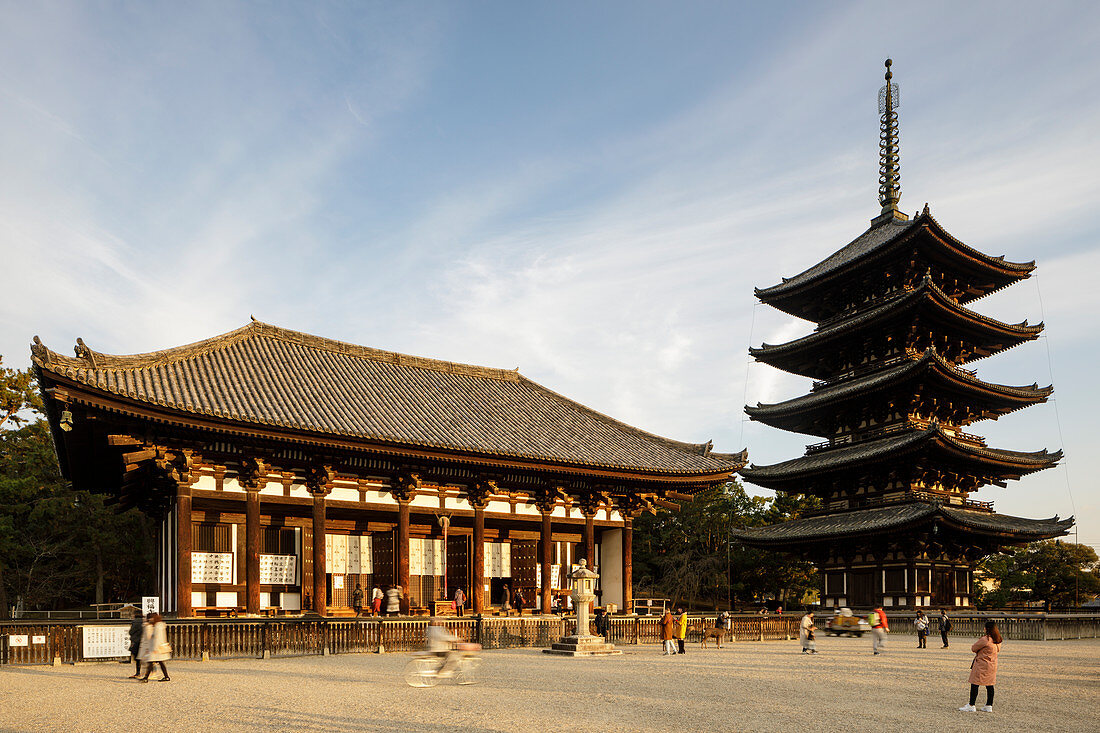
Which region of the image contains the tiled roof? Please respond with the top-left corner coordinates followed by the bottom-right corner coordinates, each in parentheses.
top-left (750, 278), bottom-right (1043, 368)
top-left (740, 425), bottom-right (1060, 486)
top-left (755, 209), bottom-right (1034, 301)
top-left (733, 502), bottom-right (1073, 544)
top-left (746, 349), bottom-right (1052, 434)
top-left (31, 321), bottom-right (745, 475)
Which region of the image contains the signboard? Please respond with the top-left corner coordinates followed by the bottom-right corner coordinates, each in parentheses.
top-left (82, 626), bottom-right (131, 658)
top-left (259, 554), bottom-right (296, 584)
top-left (142, 596), bottom-right (160, 615)
top-left (32, 635), bottom-right (46, 645)
top-left (332, 574), bottom-right (344, 590)
top-left (192, 552), bottom-right (234, 584)
top-left (8, 634), bottom-right (28, 647)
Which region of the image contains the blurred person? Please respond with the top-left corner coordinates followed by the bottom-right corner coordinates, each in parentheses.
top-left (385, 585), bottom-right (402, 616)
top-left (371, 585), bottom-right (383, 616)
top-left (959, 621), bottom-right (1002, 713)
top-left (500, 583), bottom-right (511, 616)
top-left (137, 612), bottom-right (170, 682)
top-left (870, 606), bottom-right (889, 655)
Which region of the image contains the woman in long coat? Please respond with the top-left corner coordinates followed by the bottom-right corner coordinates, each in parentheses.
top-left (137, 612), bottom-right (171, 682)
top-left (660, 609), bottom-right (676, 655)
top-left (959, 620), bottom-right (1001, 712)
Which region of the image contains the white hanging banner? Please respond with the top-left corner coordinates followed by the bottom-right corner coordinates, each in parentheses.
top-left (259, 554), bottom-right (296, 584)
top-left (325, 534), bottom-right (333, 574)
top-left (347, 536), bottom-right (361, 575)
top-left (192, 552), bottom-right (233, 584)
top-left (360, 535), bottom-right (373, 574)
top-left (501, 544), bottom-right (511, 577)
top-left (409, 538), bottom-right (423, 576)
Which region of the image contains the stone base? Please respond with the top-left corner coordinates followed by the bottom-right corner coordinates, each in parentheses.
top-left (543, 635), bottom-right (622, 657)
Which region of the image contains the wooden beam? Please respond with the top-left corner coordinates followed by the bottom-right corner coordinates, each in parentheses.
top-left (107, 434), bottom-right (141, 446)
top-left (665, 491), bottom-right (694, 502)
top-left (120, 448), bottom-right (156, 464)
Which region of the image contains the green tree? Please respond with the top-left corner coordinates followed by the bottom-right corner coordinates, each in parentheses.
top-left (975, 541), bottom-right (1100, 610)
top-left (632, 481), bottom-right (820, 610)
top-left (0, 359), bottom-right (155, 618)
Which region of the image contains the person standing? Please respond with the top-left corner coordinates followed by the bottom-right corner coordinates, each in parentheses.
top-left (137, 612), bottom-right (170, 682)
top-left (800, 611), bottom-right (817, 654)
top-left (384, 585), bottom-right (401, 616)
top-left (454, 587), bottom-right (466, 617)
top-left (675, 608), bottom-right (688, 655)
top-left (959, 621), bottom-right (1002, 712)
top-left (870, 606), bottom-right (889, 655)
top-left (371, 585), bottom-right (383, 616)
top-left (660, 609), bottom-right (677, 655)
top-left (352, 583), bottom-right (364, 617)
top-left (513, 587), bottom-right (525, 616)
top-left (127, 608), bottom-right (145, 678)
top-left (500, 584), bottom-right (512, 616)
top-left (718, 610), bottom-right (731, 632)
top-left (940, 609), bottom-right (952, 648)
top-left (594, 607), bottom-right (608, 638)
top-left (914, 610), bottom-right (929, 648)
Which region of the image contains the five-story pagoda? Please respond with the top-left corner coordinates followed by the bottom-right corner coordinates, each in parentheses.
top-left (735, 60), bottom-right (1072, 610)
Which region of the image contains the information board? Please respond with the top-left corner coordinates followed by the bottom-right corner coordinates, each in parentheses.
top-left (259, 554), bottom-right (296, 584)
top-left (192, 552), bottom-right (233, 583)
top-left (82, 626), bottom-right (131, 658)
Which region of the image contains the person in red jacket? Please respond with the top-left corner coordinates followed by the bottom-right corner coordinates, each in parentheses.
top-left (870, 607), bottom-right (889, 655)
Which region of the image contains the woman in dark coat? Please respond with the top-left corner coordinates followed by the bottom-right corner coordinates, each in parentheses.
top-left (127, 609), bottom-right (144, 678)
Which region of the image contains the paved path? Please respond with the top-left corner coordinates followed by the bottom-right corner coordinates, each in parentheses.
top-left (1, 635), bottom-right (1097, 732)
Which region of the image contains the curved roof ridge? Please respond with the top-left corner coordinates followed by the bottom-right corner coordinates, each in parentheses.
top-left (750, 278), bottom-right (1043, 358)
top-left (32, 320), bottom-right (523, 383)
top-left (756, 208), bottom-right (1035, 300)
top-left (515, 374), bottom-right (746, 467)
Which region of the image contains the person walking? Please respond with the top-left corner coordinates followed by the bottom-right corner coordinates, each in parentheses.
top-left (870, 606), bottom-right (889, 655)
top-left (940, 609), bottom-right (952, 648)
top-left (384, 585), bottom-right (402, 616)
top-left (675, 608), bottom-right (688, 655)
top-left (718, 610), bottom-right (731, 632)
top-left (126, 608), bottom-right (144, 678)
top-left (800, 610), bottom-right (817, 654)
top-left (660, 609), bottom-right (677, 655)
top-left (513, 587), bottom-right (525, 616)
top-left (371, 585), bottom-right (383, 616)
top-left (137, 612), bottom-right (170, 682)
top-left (352, 583), bottom-right (364, 617)
top-left (454, 587), bottom-right (466, 617)
top-left (959, 621), bottom-right (1002, 712)
top-left (500, 584), bottom-right (512, 616)
top-left (594, 607), bottom-right (608, 638)
top-left (914, 610), bottom-right (929, 648)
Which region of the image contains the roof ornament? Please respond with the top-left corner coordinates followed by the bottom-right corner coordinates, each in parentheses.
top-left (31, 335), bottom-right (50, 365)
top-left (74, 337), bottom-right (97, 368)
top-left (872, 59), bottom-right (909, 226)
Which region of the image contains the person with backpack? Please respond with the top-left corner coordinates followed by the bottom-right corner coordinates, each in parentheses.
top-left (869, 606), bottom-right (888, 654)
top-left (940, 609), bottom-right (952, 648)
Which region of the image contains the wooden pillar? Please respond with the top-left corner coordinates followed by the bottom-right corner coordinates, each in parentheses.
top-left (540, 509), bottom-right (553, 614)
top-left (584, 511), bottom-right (596, 568)
top-left (311, 490), bottom-right (327, 616)
top-left (176, 482), bottom-right (192, 618)
top-left (245, 487), bottom-right (261, 615)
top-left (397, 499), bottom-right (410, 613)
top-left (622, 518), bottom-right (633, 614)
top-left (472, 505), bottom-right (486, 613)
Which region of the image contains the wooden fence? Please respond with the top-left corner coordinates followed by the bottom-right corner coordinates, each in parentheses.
top-left (2, 613), bottom-right (1097, 666)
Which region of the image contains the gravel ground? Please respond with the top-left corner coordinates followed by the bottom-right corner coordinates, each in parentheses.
top-left (1, 635), bottom-right (1097, 732)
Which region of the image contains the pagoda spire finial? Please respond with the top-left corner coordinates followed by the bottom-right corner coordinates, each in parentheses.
top-left (872, 58), bottom-right (908, 226)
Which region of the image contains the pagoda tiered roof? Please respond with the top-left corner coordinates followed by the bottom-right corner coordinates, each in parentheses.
top-left (732, 501), bottom-right (1073, 546)
top-left (31, 321), bottom-right (745, 478)
top-left (740, 423), bottom-right (1061, 493)
top-left (746, 349), bottom-right (1052, 436)
top-left (756, 209), bottom-right (1036, 322)
top-left (750, 277), bottom-right (1043, 379)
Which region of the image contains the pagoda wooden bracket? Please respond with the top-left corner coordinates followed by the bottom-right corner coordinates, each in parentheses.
top-left (304, 463), bottom-right (336, 497)
top-left (237, 455), bottom-right (269, 490)
top-left (390, 469), bottom-right (421, 502)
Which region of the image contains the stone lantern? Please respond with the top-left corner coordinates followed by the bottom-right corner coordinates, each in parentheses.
top-left (544, 559), bottom-right (621, 657)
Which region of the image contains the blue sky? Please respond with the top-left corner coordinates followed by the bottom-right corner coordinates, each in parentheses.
top-left (1, 1), bottom-right (1097, 551)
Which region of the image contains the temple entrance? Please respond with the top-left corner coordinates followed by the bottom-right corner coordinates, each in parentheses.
top-left (932, 568), bottom-right (954, 606)
top-left (848, 570), bottom-right (874, 607)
